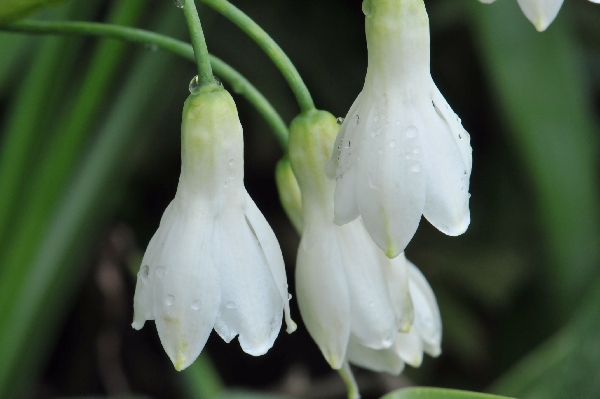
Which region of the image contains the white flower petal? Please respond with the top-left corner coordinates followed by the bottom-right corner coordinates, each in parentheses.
top-left (346, 337), bottom-right (405, 375)
top-left (296, 222), bottom-right (351, 369)
top-left (150, 199), bottom-right (221, 371)
top-left (212, 208), bottom-right (283, 356)
top-left (243, 190), bottom-right (296, 333)
top-left (395, 328), bottom-right (424, 367)
top-left (339, 219), bottom-right (398, 349)
top-left (421, 99), bottom-right (471, 236)
top-left (354, 103), bottom-right (427, 258)
top-left (332, 167), bottom-right (360, 225)
top-left (516, 0), bottom-right (564, 31)
top-left (479, 0), bottom-right (497, 3)
top-left (383, 252), bottom-right (414, 332)
top-left (407, 260), bottom-right (442, 357)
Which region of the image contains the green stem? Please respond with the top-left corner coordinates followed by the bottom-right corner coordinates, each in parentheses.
top-left (0, 20), bottom-right (289, 146)
top-left (201, 0), bottom-right (315, 113)
top-left (181, 0), bottom-right (213, 86)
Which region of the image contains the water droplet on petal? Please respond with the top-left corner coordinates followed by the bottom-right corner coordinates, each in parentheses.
top-left (224, 181), bottom-right (229, 188)
top-left (374, 115), bottom-right (380, 122)
top-left (405, 126), bottom-right (418, 138)
top-left (458, 134), bottom-right (463, 140)
top-left (353, 115), bottom-right (360, 126)
top-left (173, 0), bottom-right (184, 8)
top-left (156, 267), bottom-right (165, 278)
top-left (191, 300), bottom-right (201, 310)
top-left (189, 75), bottom-right (199, 94)
top-left (140, 265), bottom-right (150, 278)
top-left (405, 154), bottom-right (412, 160)
top-left (368, 301), bottom-right (374, 307)
top-left (368, 174), bottom-right (379, 190)
top-left (378, 148), bottom-right (383, 155)
top-left (389, 140), bottom-right (397, 148)
top-left (229, 159), bottom-right (235, 166)
top-left (166, 295), bottom-right (175, 306)
top-left (288, 293), bottom-right (293, 300)
top-left (464, 170), bottom-right (468, 176)
top-left (336, 117), bottom-right (344, 125)
top-left (226, 301), bottom-right (236, 309)
top-left (345, 140), bottom-right (351, 149)
top-left (413, 146), bottom-right (420, 154)
top-left (213, 76), bottom-right (223, 87)
top-left (411, 162), bottom-right (422, 173)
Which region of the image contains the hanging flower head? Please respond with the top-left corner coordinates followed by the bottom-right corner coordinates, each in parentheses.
top-left (479, 0), bottom-right (600, 32)
top-left (132, 83), bottom-right (295, 371)
top-left (326, 0), bottom-right (473, 259)
top-left (287, 110), bottom-right (441, 395)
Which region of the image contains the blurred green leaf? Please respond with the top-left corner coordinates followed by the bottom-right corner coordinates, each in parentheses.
top-left (490, 278), bottom-right (600, 398)
top-left (0, 0), bottom-right (68, 23)
top-left (381, 387), bottom-right (513, 399)
top-left (0, 4), bottom-right (183, 397)
top-left (467, 0), bottom-right (600, 315)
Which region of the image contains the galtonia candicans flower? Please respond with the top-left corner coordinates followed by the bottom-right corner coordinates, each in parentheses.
top-left (287, 110), bottom-right (441, 398)
top-left (132, 81), bottom-right (295, 371)
top-left (326, 0), bottom-right (473, 259)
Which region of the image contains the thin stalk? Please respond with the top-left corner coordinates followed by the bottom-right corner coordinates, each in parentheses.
top-left (0, 20), bottom-right (289, 146)
top-left (200, 0), bottom-right (315, 113)
top-left (181, 0), bottom-right (213, 87)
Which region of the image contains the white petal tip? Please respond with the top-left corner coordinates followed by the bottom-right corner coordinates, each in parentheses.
top-left (323, 349), bottom-right (345, 370)
top-left (241, 341), bottom-right (272, 357)
top-left (286, 319), bottom-right (298, 334)
top-left (169, 346), bottom-right (195, 372)
top-left (131, 320), bottom-right (145, 330)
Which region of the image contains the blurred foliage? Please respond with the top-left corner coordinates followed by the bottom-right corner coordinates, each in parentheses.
top-left (381, 387), bottom-right (512, 399)
top-left (0, 0), bottom-right (598, 398)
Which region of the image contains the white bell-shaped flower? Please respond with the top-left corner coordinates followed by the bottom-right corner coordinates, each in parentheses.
top-left (479, 0), bottom-right (599, 32)
top-left (132, 85), bottom-right (295, 371)
top-left (326, 0), bottom-right (472, 259)
top-left (288, 110), bottom-right (441, 380)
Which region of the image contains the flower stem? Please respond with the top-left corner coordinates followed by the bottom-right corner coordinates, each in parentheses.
top-left (181, 0), bottom-right (213, 87)
top-left (338, 361), bottom-right (360, 399)
top-left (201, 0), bottom-right (315, 114)
top-left (0, 20), bottom-right (289, 146)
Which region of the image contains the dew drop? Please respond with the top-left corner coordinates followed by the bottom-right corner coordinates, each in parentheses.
top-left (189, 75), bottom-right (199, 94)
top-left (166, 295), bottom-right (175, 306)
top-left (378, 148), bottom-right (384, 155)
top-left (345, 140), bottom-right (351, 149)
top-left (226, 301), bottom-right (236, 309)
top-left (368, 301), bottom-right (374, 307)
top-left (405, 154), bottom-right (412, 160)
top-left (156, 266), bottom-right (165, 278)
top-left (191, 300), bottom-right (201, 310)
top-left (224, 181), bottom-right (229, 188)
top-left (463, 170), bottom-right (468, 176)
top-left (213, 76), bottom-right (223, 87)
top-left (288, 293), bottom-right (293, 300)
top-left (374, 115), bottom-right (380, 122)
top-left (413, 146), bottom-right (420, 154)
top-left (336, 117), bottom-right (345, 126)
top-left (368, 174), bottom-right (379, 190)
top-left (229, 159), bottom-right (235, 167)
top-left (411, 162), bottom-right (422, 173)
top-left (461, 186), bottom-right (465, 191)
top-left (389, 140), bottom-right (397, 148)
top-left (405, 126), bottom-right (418, 138)
top-left (353, 114), bottom-right (360, 126)
top-left (468, 193), bottom-right (472, 198)
top-left (140, 265), bottom-right (150, 279)
top-left (173, 0), bottom-right (184, 8)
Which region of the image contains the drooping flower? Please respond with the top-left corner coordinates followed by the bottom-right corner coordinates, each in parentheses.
top-left (325, 0), bottom-right (472, 259)
top-left (287, 110), bottom-right (441, 395)
top-left (132, 83), bottom-right (295, 371)
top-left (479, 0), bottom-right (600, 32)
